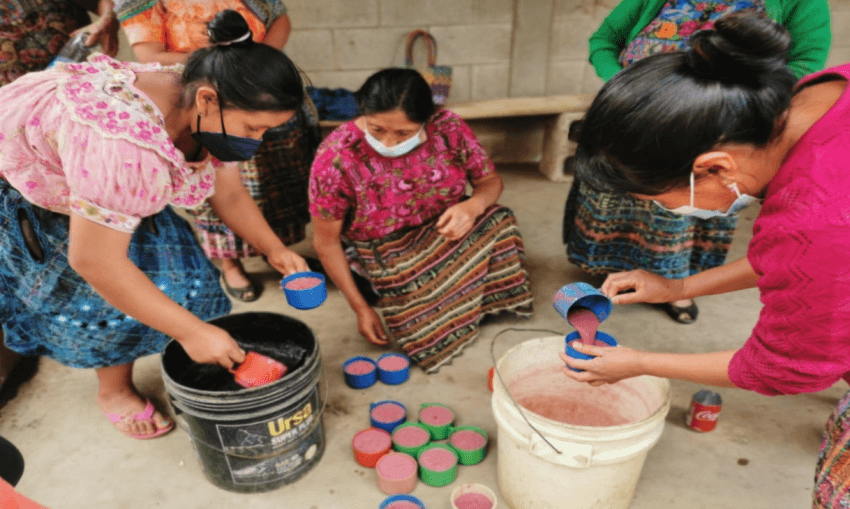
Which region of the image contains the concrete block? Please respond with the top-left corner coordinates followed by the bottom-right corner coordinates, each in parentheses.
top-left (284, 30), bottom-right (335, 72)
top-left (472, 0), bottom-right (515, 24)
top-left (286, 0), bottom-right (379, 28)
top-left (547, 60), bottom-right (586, 95)
top-left (509, 0), bottom-right (553, 97)
top-left (550, 14), bottom-right (597, 61)
top-left (826, 47), bottom-right (850, 69)
top-left (428, 24), bottom-right (513, 65)
top-left (380, 0), bottom-right (472, 26)
top-left (467, 117), bottom-right (544, 164)
top-left (471, 63), bottom-right (510, 100)
top-left (830, 0), bottom-right (850, 11)
top-left (540, 111), bottom-right (584, 181)
top-left (445, 65), bottom-right (472, 103)
top-left (554, 0), bottom-right (595, 17)
top-left (832, 11), bottom-right (850, 48)
top-left (307, 69), bottom-right (378, 91)
top-left (581, 62), bottom-right (605, 93)
top-left (335, 28), bottom-right (413, 70)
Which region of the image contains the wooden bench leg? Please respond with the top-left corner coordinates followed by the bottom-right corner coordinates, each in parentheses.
top-left (539, 112), bottom-right (583, 182)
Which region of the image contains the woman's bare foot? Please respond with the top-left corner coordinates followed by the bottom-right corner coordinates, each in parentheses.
top-left (97, 389), bottom-right (172, 437)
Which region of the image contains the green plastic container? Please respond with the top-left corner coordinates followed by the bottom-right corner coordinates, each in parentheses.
top-left (447, 425), bottom-right (489, 465)
top-left (392, 422), bottom-right (432, 457)
top-left (417, 443), bottom-right (459, 487)
top-left (418, 403), bottom-right (455, 440)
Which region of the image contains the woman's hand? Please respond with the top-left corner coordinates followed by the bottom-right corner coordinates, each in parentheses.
top-left (73, 12), bottom-right (120, 57)
top-left (436, 200), bottom-right (482, 241)
top-left (356, 306), bottom-right (388, 346)
top-left (267, 246), bottom-right (309, 276)
top-left (601, 269), bottom-right (685, 305)
top-left (559, 343), bottom-right (645, 386)
top-left (177, 323), bottom-right (246, 369)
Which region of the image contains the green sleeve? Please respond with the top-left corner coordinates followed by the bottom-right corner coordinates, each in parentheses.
top-left (588, 0), bottom-right (659, 82)
top-left (777, 0), bottom-right (831, 78)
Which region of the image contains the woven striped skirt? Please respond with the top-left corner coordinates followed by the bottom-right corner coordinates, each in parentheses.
top-left (193, 103), bottom-right (319, 259)
top-left (814, 390), bottom-right (850, 507)
top-left (0, 179), bottom-right (231, 368)
top-left (563, 180), bottom-right (738, 279)
top-left (347, 205), bottom-right (534, 373)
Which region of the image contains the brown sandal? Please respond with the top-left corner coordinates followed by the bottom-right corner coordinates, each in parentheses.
top-left (220, 274), bottom-right (260, 302)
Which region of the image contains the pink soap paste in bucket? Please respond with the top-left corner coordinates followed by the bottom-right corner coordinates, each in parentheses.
top-left (454, 493), bottom-right (493, 509)
top-left (393, 426), bottom-right (429, 448)
top-left (345, 359), bottom-right (376, 375)
top-left (284, 276), bottom-right (323, 290)
top-left (419, 405), bottom-right (453, 426)
top-left (372, 402), bottom-right (406, 423)
top-left (376, 453), bottom-right (417, 481)
top-left (567, 306), bottom-right (605, 346)
top-left (450, 430), bottom-right (486, 451)
top-left (378, 355), bottom-right (409, 371)
top-left (385, 502), bottom-right (421, 509)
top-left (508, 363), bottom-right (662, 426)
top-left (353, 428), bottom-right (392, 454)
top-left (419, 447), bottom-right (457, 472)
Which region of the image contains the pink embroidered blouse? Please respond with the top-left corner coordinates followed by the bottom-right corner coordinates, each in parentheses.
top-left (728, 63), bottom-right (850, 395)
top-left (0, 55), bottom-right (218, 233)
top-left (308, 109), bottom-right (494, 241)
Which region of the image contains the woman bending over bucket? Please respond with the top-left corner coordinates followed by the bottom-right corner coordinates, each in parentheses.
top-left (560, 12), bottom-right (850, 506)
top-left (0, 10), bottom-right (308, 440)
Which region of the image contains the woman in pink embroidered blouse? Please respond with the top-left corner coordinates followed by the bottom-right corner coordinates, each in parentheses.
top-left (0, 11), bottom-right (307, 440)
top-left (310, 69), bottom-right (533, 373)
top-left (558, 13), bottom-right (850, 506)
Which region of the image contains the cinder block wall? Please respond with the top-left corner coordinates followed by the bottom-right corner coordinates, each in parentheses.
top-left (285, 0), bottom-right (850, 104)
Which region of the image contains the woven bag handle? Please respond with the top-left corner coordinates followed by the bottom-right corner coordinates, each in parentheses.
top-left (404, 30), bottom-right (438, 67)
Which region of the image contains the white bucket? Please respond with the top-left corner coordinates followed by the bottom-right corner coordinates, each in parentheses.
top-left (491, 336), bottom-right (671, 509)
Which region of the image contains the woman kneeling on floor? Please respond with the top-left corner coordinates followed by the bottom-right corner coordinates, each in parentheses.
top-left (0, 10), bottom-right (308, 440)
top-left (310, 68), bottom-right (534, 373)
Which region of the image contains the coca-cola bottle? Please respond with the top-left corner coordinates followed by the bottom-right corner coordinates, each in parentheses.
top-left (46, 32), bottom-right (101, 69)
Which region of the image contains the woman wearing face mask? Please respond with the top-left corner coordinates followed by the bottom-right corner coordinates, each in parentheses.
top-left (0, 9), bottom-right (308, 440)
top-left (560, 13), bottom-right (850, 504)
top-left (310, 68), bottom-right (534, 373)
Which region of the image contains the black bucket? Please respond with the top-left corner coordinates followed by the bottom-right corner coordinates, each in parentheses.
top-left (161, 312), bottom-right (325, 493)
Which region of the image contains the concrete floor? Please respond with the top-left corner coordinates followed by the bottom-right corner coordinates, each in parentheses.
top-left (1, 165), bottom-right (844, 509)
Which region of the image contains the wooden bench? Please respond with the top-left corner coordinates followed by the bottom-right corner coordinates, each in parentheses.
top-left (319, 94), bottom-right (595, 181)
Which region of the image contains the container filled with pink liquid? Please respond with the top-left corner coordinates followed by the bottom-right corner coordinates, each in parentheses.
top-left (281, 271), bottom-right (327, 310)
top-left (451, 483), bottom-right (497, 509)
top-left (553, 282), bottom-right (617, 371)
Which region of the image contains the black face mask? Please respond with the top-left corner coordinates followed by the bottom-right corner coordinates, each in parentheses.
top-left (190, 109), bottom-right (261, 162)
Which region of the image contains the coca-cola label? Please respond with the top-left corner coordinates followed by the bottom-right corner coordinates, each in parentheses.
top-left (686, 400), bottom-right (721, 432)
top-left (695, 410), bottom-right (719, 421)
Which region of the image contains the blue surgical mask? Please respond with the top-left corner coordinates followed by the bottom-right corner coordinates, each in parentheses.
top-left (654, 172), bottom-right (758, 220)
top-left (364, 126), bottom-right (423, 158)
top-left (191, 110), bottom-right (261, 162)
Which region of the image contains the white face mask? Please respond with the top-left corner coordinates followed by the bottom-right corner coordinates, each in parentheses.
top-left (364, 125), bottom-right (423, 158)
top-left (654, 172), bottom-right (758, 220)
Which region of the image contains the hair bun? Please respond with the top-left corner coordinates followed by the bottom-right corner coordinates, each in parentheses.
top-left (207, 9), bottom-right (253, 46)
top-left (686, 12), bottom-right (791, 85)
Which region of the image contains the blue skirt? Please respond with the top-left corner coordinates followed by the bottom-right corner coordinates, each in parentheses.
top-left (0, 180), bottom-right (232, 368)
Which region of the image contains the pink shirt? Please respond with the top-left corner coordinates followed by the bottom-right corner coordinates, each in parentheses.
top-left (728, 63), bottom-right (850, 396)
top-left (0, 55), bottom-right (218, 232)
top-left (308, 109), bottom-right (494, 241)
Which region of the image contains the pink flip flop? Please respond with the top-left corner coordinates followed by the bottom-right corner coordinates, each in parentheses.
top-left (104, 399), bottom-right (174, 440)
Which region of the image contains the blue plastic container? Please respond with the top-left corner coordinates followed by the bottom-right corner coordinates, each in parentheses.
top-left (370, 400), bottom-right (407, 433)
top-left (343, 356), bottom-right (378, 389)
top-left (379, 494), bottom-right (425, 509)
top-left (377, 353), bottom-right (410, 385)
top-left (564, 330), bottom-right (618, 372)
top-left (553, 282), bottom-right (613, 324)
top-left (281, 271), bottom-right (327, 310)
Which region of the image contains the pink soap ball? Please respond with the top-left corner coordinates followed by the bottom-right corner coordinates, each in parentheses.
top-left (393, 426), bottom-right (430, 448)
top-left (376, 452), bottom-right (417, 481)
top-left (454, 493), bottom-right (494, 509)
top-left (285, 276), bottom-right (323, 291)
top-left (450, 430), bottom-right (487, 451)
top-left (353, 428), bottom-right (392, 455)
top-left (345, 359), bottom-right (376, 376)
top-left (371, 402), bottom-right (406, 424)
top-left (385, 502), bottom-right (421, 509)
top-left (418, 447), bottom-right (457, 472)
top-left (378, 355), bottom-right (410, 372)
top-left (419, 405), bottom-right (454, 426)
